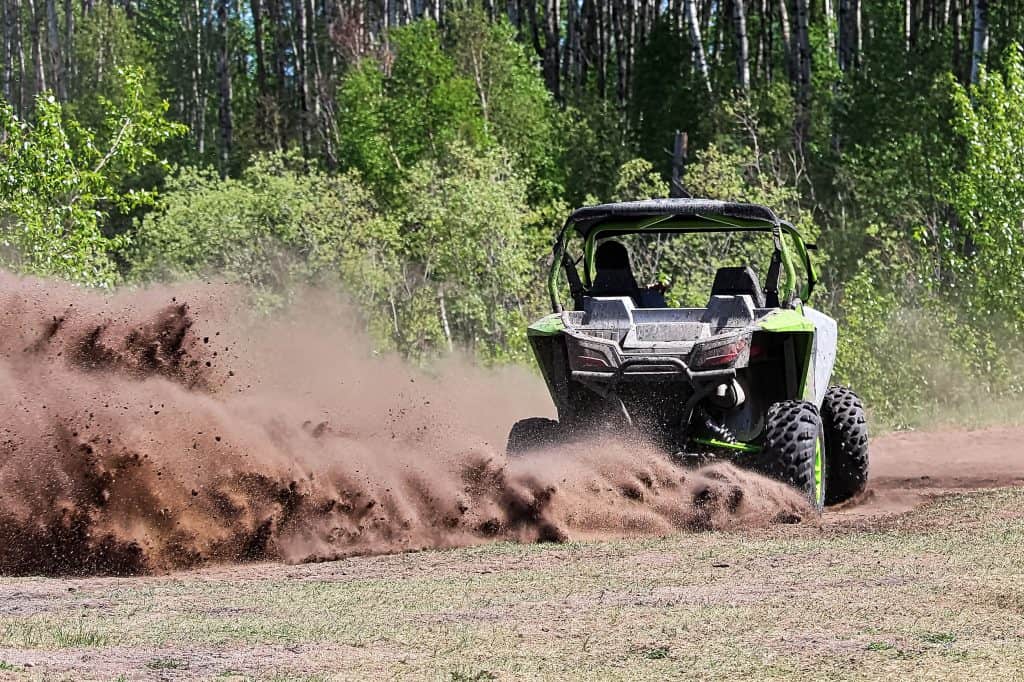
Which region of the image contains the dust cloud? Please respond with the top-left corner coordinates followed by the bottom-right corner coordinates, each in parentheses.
top-left (0, 273), bottom-right (808, 576)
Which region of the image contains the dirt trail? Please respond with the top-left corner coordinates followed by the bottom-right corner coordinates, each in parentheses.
top-left (835, 427), bottom-right (1024, 517)
top-left (0, 274), bottom-right (808, 577)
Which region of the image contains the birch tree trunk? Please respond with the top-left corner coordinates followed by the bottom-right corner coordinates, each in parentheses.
top-left (777, 0), bottom-right (793, 83)
top-left (27, 0), bottom-right (46, 97)
top-left (45, 0), bottom-right (64, 101)
top-left (970, 0), bottom-right (988, 86)
top-left (2, 1), bottom-right (11, 105)
top-left (733, 0), bottom-right (750, 92)
top-left (295, 0), bottom-right (311, 155)
top-left (191, 0), bottom-right (206, 156)
top-left (823, 0), bottom-right (834, 55)
top-left (216, 0), bottom-right (232, 174)
top-left (685, 0), bottom-right (711, 92)
top-left (904, 0), bottom-right (911, 52)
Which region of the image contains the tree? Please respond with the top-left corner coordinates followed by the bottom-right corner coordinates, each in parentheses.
top-left (733, 0), bottom-right (750, 92)
top-left (0, 67), bottom-right (185, 285)
top-left (970, 0), bottom-right (989, 85)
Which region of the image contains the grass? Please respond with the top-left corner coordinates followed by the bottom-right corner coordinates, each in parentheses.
top-left (0, 488), bottom-right (1022, 679)
top-left (0, 620), bottom-right (109, 648)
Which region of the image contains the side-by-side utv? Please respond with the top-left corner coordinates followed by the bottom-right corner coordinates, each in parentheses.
top-left (509, 199), bottom-right (869, 509)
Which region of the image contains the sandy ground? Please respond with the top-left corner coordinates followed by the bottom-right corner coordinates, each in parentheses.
top-left (0, 426), bottom-right (1022, 680)
top-left (833, 426), bottom-right (1024, 518)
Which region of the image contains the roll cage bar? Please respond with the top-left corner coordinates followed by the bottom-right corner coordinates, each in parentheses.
top-left (548, 199), bottom-right (818, 313)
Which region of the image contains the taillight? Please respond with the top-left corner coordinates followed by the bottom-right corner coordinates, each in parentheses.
top-left (691, 336), bottom-right (749, 369)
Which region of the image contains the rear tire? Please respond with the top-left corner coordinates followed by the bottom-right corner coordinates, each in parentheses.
top-left (506, 417), bottom-right (563, 455)
top-left (821, 386), bottom-right (870, 505)
top-left (752, 400), bottom-right (826, 511)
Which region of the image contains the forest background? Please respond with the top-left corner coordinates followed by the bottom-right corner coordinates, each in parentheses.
top-left (1, 0), bottom-right (1022, 427)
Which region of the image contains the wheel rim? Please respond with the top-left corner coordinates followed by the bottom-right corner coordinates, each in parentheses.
top-left (813, 434), bottom-right (825, 507)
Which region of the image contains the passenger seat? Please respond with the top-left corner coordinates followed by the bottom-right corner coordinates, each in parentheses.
top-left (709, 266), bottom-right (766, 308)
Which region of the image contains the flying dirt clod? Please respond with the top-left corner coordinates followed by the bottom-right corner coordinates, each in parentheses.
top-left (0, 273), bottom-right (809, 576)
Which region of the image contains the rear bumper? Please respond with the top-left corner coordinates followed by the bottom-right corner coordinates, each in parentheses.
top-left (571, 355), bottom-right (736, 384)
top-left (566, 332), bottom-right (738, 385)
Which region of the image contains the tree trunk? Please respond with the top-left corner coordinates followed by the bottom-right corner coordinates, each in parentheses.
top-left (63, 0), bottom-right (73, 93)
top-left (855, 0), bottom-right (862, 59)
top-left (733, 0), bottom-right (750, 92)
top-left (438, 288), bottom-right (453, 353)
top-left (777, 0), bottom-right (793, 83)
top-left (612, 0), bottom-right (627, 106)
top-left (904, 0), bottom-right (911, 52)
top-left (45, 0), bottom-right (64, 101)
top-left (12, 0), bottom-right (24, 112)
top-left (756, 0), bottom-right (768, 81)
top-left (685, 0), bottom-right (711, 92)
top-left (216, 0), bottom-right (232, 174)
top-left (295, 0), bottom-right (311, 155)
top-left (823, 0), bottom-right (834, 55)
top-left (596, 0), bottom-right (607, 98)
top-left (252, 0), bottom-right (267, 97)
top-left (27, 0), bottom-right (46, 98)
top-left (563, 0), bottom-right (578, 93)
top-left (794, 0), bottom-right (812, 152)
top-left (838, 0), bottom-right (852, 71)
top-left (970, 0), bottom-right (987, 86)
top-left (542, 0), bottom-right (560, 99)
top-left (190, 0), bottom-right (206, 156)
top-left (2, 1), bottom-right (11, 105)
top-left (951, 0), bottom-right (961, 82)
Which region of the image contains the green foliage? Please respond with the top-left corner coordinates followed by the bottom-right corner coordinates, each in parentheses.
top-left (558, 99), bottom-right (633, 206)
top-left (445, 10), bottom-right (560, 200)
top-left (336, 12), bottom-right (560, 204)
top-left (610, 158), bottom-right (669, 201)
top-left (0, 68), bottom-right (183, 286)
top-left (130, 151), bottom-right (400, 330)
top-left (391, 142), bottom-right (540, 361)
top-left (336, 21), bottom-right (482, 195)
top-left (130, 144), bottom-right (538, 361)
top-left (946, 48), bottom-right (1024, 331)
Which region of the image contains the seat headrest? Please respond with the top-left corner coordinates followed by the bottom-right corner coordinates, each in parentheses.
top-left (595, 240), bottom-right (631, 270)
top-left (710, 266), bottom-right (765, 308)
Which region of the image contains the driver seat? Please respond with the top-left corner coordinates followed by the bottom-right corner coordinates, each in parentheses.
top-left (590, 240), bottom-right (639, 298)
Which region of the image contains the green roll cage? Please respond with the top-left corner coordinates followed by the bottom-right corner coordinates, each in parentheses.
top-left (548, 213), bottom-right (818, 313)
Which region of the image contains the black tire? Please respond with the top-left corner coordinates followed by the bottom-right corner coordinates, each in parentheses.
top-left (821, 386), bottom-right (870, 505)
top-left (506, 417), bottom-right (563, 455)
top-left (752, 400), bottom-right (826, 511)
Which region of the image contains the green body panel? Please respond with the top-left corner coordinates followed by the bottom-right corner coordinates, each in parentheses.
top-left (758, 310), bottom-right (816, 401)
top-left (527, 314), bottom-right (565, 337)
top-left (757, 309), bottom-right (815, 333)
